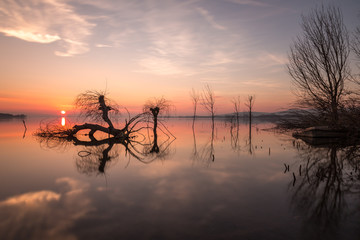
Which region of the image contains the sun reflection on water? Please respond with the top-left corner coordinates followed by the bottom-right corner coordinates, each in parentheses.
top-left (61, 117), bottom-right (65, 126)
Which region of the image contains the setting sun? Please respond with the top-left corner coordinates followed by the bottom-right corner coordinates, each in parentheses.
top-left (61, 110), bottom-right (66, 115)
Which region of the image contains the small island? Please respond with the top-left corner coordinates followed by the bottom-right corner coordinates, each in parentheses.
top-left (0, 113), bottom-right (26, 119)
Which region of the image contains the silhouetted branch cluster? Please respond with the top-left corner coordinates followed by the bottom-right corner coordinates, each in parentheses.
top-left (201, 84), bottom-right (215, 124)
top-left (285, 5), bottom-right (360, 131)
top-left (143, 97), bottom-right (172, 117)
top-left (35, 91), bottom-right (176, 175)
top-left (190, 88), bottom-right (200, 126)
top-left (74, 90), bottom-right (120, 125)
top-left (353, 25), bottom-right (360, 73)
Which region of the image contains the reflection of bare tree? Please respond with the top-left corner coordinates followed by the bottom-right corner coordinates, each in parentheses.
top-left (75, 142), bottom-right (118, 175)
top-left (228, 120), bottom-right (257, 155)
top-left (245, 95), bottom-right (255, 126)
top-left (245, 122), bottom-right (254, 155)
top-left (192, 123), bottom-right (198, 156)
top-left (288, 139), bottom-right (360, 235)
top-left (201, 84), bottom-right (216, 130)
top-left (230, 118), bottom-right (241, 153)
top-left (22, 120), bottom-right (27, 138)
top-left (232, 96), bottom-right (241, 126)
top-left (191, 120), bottom-right (215, 167)
top-left (190, 88), bottom-right (200, 128)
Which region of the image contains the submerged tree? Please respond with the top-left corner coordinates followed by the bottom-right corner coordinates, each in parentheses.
top-left (143, 97), bottom-right (173, 153)
top-left (232, 95), bottom-right (241, 125)
top-left (35, 91), bottom-right (175, 174)
top-left (287, 5), bottom-right (351, 127)
top-left (244, 95), bottom-right (255, 125)
top-left (201, 84), bottom-right (216, 128)
top-left (190, 88), bottom-right (200, 127)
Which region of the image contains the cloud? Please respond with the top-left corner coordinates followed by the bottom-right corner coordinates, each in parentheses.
top-left (256, 52), bottom-right (288, 68)
top-left (196, 7), bottom-right (226, 30)
top-left (1, 191), bottom-right (60, 205)
top-left (0, 177), bottom-right (93, 240)
top-left (95, 44), bottom-right (112, 48)
top-left (202, 51), bottom-right (236, 66)
top-left (0, 29), bottom-right (61, 43)
top-left (138, 57), bottom-right (185, 76)
top-left (226, 0), bottom-right (269, 7)
top-left (149, 30), bottom-right (196, 58)
top-left (0, 0), bottom-right (94, 56)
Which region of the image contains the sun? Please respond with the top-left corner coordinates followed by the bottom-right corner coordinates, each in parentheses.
top-left (61, 110), bottom-right (66, 115)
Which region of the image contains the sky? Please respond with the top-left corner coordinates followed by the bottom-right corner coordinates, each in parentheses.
top-left (0, 0), bottom-right (359, 116)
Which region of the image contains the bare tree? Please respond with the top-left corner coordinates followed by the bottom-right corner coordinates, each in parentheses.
top-left (244, 95), bottom-right (255, 155)
top-left (143, 97), bottom-right (173, 153)
top-left (353, 26), bottom-right (360, 64)
top-left (352, 25), bottom-right (360, 88)
top-left (200, 84), bottom-right (216, 161)
top-left (232, 95), bottom-right (241, 125)
top-left (287, 5), bottom-right (351, 127)
top-left (74, 90), bottom-right (120, 130)
top-left (143, 97), bottom-right (172, 130)
top-left (201, 84), bottom-right (215, 128)
top-left (244, 95), bottom-right (255, 125)
top-left (190, 88), bottom-right (200, 126)
top-left (36, 91), bottom-right (176, 174)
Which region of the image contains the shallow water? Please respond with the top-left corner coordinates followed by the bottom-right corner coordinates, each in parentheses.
top-left (0, 117), bottom-right (359, 240)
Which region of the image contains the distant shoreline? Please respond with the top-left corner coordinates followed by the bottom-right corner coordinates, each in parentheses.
top-left (0, 113), bottom-right (26, 119)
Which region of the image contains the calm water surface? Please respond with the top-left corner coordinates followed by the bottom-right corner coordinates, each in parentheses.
top-left (0, 117), bottom-right (359, 240)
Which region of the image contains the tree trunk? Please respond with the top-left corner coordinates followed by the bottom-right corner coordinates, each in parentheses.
top-left (150, 107), bottom-right (160, 153)
top-left (98, 95), bottom-right (114, 130)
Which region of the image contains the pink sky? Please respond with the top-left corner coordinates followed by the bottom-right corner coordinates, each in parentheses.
top-left (0, 0), bottom-right (358, 115)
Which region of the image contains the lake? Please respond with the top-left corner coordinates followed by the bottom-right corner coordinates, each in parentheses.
top-left (0, 117), bottom-right (359, 240)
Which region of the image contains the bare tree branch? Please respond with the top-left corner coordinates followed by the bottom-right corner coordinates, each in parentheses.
top-left (190, 88), bottom-right (200, 121)
top-left (201, 84), bottom-right (215, 127)
top-left (287, 5), bottom-right (351, 127)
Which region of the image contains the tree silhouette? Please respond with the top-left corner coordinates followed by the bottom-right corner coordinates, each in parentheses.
top-left (353, 25), bottom-right (360, 69)
top-left (35, 91), bottom-right (175, 175)
top-left (201, 84), bottom-right (215, 129)
top-left (190, 88), bottom-right (200, 128)
top-left (244, 95), bottom-right (255, 125)
top-left (143, 97), bottom-right (173, 153)
top-left (287, 5), bottom-right (351, 127)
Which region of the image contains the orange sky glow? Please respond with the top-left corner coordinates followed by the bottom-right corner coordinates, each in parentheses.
top-left (0, 0), bottom-right (358, 116)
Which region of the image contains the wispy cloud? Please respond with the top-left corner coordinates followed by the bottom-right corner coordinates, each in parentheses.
top-left (256, 52), bottom-right (288, 68)
top-left (0, 29), bottom-right (61, 43)
top-left (0, 0), bottom-right (94, 56)
top-left (196, 7), bottom-right (226, 30)
top-left (138, 57), bottom-right (185, 76)
top-left (203, 51), bottom-right (236, 66)
top-left (95, 43), bottom-right (112, 48)
top-left (225, 0), bottom-right (269, 7)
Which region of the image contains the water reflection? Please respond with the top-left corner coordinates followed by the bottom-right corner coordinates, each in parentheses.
top-left (191, 120), bottom-right (215, 167)
top-left (288, 137), bottom-right (360, 238)
top-left (36, 117), bottom-right (175, 175)
top-left (0, 178), bottom-right (92, 240)
top-left (230, 120), bottom-right (241, 152)
top-left (2, 118), bottom-right (360, 239)
top-left (229, 118), bottom-right (254, 155)
top-left (22, 119), bottom-right (27, 138)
